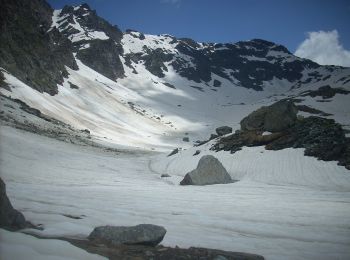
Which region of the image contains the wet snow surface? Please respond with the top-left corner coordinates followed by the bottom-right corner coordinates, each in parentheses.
top-left (1, 126), bottom-right (350, 260)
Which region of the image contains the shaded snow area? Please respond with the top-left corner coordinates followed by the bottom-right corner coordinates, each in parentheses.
top-left (1, 127), bottom-right (350, 260)
top-left (0, 229), bottom-right (105, 260)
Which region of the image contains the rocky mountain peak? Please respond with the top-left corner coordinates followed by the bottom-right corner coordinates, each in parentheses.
top-left (53, 3), bottom-right (122, 45)
top-left (0, 0), bottom-right (77, 95)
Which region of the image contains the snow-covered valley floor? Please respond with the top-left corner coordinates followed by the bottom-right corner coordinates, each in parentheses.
top-left (1, 126), bottom-right (350, 260)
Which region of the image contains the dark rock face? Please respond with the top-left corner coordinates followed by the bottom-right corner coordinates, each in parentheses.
top-left (0, 177), bottom-right (27, 230)
top-left (76, 39), bottom-right (125, 80)
top-left (300, 85), bottom-right (350, 99)
top-left (124, 47), bottom-right (173, 78)
top-left (58, 4), bottom-right (123, 44)
top-left (0, 0), bottom-right (77, 95)
top-left (180, 155), bottom-right (234, 185)
top-left (88, 224), bottom-right (167, 247)
top-left (240, 100), bottom-right (298, 132)
top-left (55, 4), bottom-right (126, 82)
top-left (216, 126), bottom-right (233, 136)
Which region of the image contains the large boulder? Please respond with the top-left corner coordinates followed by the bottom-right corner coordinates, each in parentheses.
top-left (240, 100), bottom-right (298, 133)
top-left (215, 126), bottom-right (233, 136)
top-left (88, 224), bottom-right (166, 247)
top-left (0, 177), bottom-right (27, 230)
top-left (180, 155), bottom-right (234, 185)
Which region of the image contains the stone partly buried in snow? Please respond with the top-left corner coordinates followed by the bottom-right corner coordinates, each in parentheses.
top-left (240, 100), bottom-right (298, 132)
top-left (88, 224), bottom-right (167, 247)
top-left (0, 177), bottom-right (28, 230)
top-left (180, 155), bottom-right (234, 185)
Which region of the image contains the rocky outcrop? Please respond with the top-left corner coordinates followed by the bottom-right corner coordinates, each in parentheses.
top-left (88, 224), bottom-right (167, 247)
top-left (300, 85), bottom-right (350, 99)
top-left (0, 0), bottom-right (77, 95)
top-left (240, 100), bottom-right (298, 132)
top-left (213, 114), bottom-right (350, 170)
top-left (0, 177), bottom-right (28, 230)
top-left (180, 155), bottom-right (234, 185)
top-left (59, 4), bottom-right (123, 43)
top-left (216, 126), bottom-right (233, 136)
top-left (265, 116), bottom-right (349, 165)
top-left (124, 47), bottom-right (173, 78)
top-left (76, 39), bottom-right (125, 80)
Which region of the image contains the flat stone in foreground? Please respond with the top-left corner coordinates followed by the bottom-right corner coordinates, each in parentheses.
top-left (88, 224), bottom-right (166, 247)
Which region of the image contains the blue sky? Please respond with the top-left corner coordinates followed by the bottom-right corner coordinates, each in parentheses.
top-left (48, 0), bottom-right (350, 63)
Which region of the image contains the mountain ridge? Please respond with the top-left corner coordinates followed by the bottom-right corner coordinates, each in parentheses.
top-left (1, 0), bottom-right (350, 150)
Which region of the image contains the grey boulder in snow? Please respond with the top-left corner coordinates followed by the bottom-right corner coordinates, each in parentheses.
top-left (240, 100), bottom-right (298, 133)
top-left (180, 155), bottom-right (234, 185)
top-left (215, 126), bottom-right (233, 136)
top-left (88, 224), bottom-right (166, 246)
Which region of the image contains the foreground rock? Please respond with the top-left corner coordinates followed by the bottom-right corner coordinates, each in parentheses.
top-left (67, 238), bottom-right (265, 260)
top-left (180, 155), bottom-right (234, 185)
top-left (0, 177), bottom-right (28, 230)
top-left (88, 224), bottom-right (166, 247)
top-left (240, 100), bottom-right (298, 132)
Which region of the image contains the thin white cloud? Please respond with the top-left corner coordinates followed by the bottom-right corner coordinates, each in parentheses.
top-left (294, 30), bottom-right (350, 67)
top-left (161, 0), bottom-right (181, 5)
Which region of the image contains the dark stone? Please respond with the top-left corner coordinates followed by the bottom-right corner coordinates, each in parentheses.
top-left (296, 105), bottom-right (332, 116)
top-left (88, 224), bottom-right (167, 246)
top-left (180, 155), bottom-right (234, 185)
top-left (69, 82), bottom-right (79, 89)
top-left (81, 129), bottom-right (90, 134)
top-left (189, 85), bottom-right (204, 92)
top-left (193, 150), bottom-right (201, 156)
top-left (216, 126), bottom-right (233, 136)
top-left (300, 85), bottom-right (350, 99)
top-left (167, 148), bottom-right (179, 157)
top-left (213, 79), bottom-right (222, 87)
top-left (240, 100), bottom-right (298, 132)
top-left (163, 82), bottom-right (176, 89)
top-left (183, 137), bottom-right (189, 142)
top-left (210, 134), bottom-right (219, 140)
top-left (161, 174), bottom-right (171, 178)
top-left (0, 70), bottom-right (11, 91)
top-left (0, 177), bottom-right (27, 230)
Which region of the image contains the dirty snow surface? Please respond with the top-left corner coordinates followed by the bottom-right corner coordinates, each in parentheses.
top-left (0, 229), bottom-right (105, 260)
top-left (1, 126), bottom-right (350, 260)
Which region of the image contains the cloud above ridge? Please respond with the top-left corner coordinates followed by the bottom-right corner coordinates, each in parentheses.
top-left (295, 30), bottom-right (350, 67)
